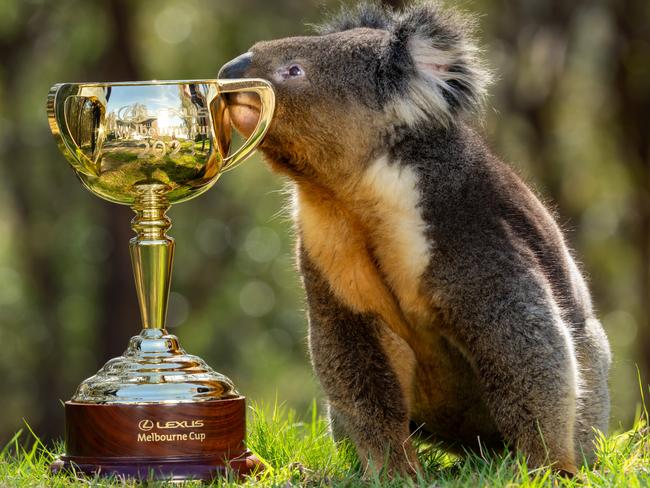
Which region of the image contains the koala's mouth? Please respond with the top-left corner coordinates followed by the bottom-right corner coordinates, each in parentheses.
top-left (225, 92), bottom-right (261, 138)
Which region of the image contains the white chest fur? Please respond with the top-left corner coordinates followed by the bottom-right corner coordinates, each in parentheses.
top-left (359, 155), bottom-right (432, 321)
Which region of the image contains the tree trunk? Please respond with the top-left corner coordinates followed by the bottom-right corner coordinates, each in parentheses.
top-left (93, 0), bottom-right (142, 364)
top-left (611, 0), bottom-right (650, 387)
top-left (0, 5), bottom-right (65, 443)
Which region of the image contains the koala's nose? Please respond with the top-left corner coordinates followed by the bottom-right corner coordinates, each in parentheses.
top-left (218, 52), bottom-right (253, 79)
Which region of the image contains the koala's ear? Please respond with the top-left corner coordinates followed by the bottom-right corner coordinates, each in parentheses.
top-left (383, 3), bottom-right (492, 126)
top-left (314, 2), bottom-right (392, 34)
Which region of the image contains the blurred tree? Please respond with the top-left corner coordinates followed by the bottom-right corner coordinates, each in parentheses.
top-left (489, 0), bottom-right (583, 208)
top-left (610, 0), bottom-right (650, 384)
top-left (0, 0), bottom-right (65, 442)
top-left (92, 0), bottom-right (141, 364)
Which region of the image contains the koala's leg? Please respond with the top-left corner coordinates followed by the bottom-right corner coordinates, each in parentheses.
top-left (573, 318), bottom-right (611, 464)
top-left (301, 254), bottom-right (419, 476)
top-left (314, 314), bottom-right (418, 476)
top-left (452, 297), bottom-right (580, 473)
top-left (326, 402), bottom-right (348, 442)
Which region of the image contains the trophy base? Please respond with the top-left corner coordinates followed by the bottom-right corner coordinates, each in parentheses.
top-left (50, 451), bottom-right (262, 481)
top-left (50, 397), bottom-right (263, 481)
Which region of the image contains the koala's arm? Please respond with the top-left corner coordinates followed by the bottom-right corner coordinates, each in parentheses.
top-left (298, 242), bottom-right (419, 476)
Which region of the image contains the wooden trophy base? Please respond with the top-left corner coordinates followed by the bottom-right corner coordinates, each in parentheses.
top-left (50, 396), bottom-right (263, 481)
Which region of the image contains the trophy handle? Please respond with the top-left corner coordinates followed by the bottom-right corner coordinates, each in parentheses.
top-left (47, 84), bottom-right (105, 178)
top-left (216, 79), bottom-right (275, 171)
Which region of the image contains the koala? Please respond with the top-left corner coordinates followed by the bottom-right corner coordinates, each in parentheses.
top-left (219, 1), bottom-right (611, 477)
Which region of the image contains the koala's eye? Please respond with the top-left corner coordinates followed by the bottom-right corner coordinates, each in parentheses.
top-left (288, 65), bottom-right (303, 77)
top-left (276, 63), bottom-right (306, 82)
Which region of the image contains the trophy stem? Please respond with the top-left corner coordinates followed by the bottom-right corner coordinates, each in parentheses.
top-left (130, 184), bottom-right (174, 329)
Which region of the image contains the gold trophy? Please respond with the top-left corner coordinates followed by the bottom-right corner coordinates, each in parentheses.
top-left (46, 79), bottom-right (274, 481)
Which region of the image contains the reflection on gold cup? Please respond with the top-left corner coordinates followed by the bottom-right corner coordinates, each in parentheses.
top-left (46, 79), bottom-right (274, 481)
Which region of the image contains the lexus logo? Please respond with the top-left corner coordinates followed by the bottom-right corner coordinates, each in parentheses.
top-left (137, 419), bottom-right (204, 431)
top-left (138, 419), bottom-right (154, 431)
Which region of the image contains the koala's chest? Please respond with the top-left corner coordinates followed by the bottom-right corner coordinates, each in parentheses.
top-left (295, 157), bottom-right (433, 329)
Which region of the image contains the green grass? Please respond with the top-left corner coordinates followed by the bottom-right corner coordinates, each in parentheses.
top-left (2, 400), bottom-right (649, 487)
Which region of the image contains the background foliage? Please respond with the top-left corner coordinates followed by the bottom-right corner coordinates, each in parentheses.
top-left (0, 0), bottom-right (647, 447)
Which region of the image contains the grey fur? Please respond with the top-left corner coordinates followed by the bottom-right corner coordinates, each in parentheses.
top-left (300, 248), bottom-right (418, 473)
top-left (220, 0), bottom-right (611, 476)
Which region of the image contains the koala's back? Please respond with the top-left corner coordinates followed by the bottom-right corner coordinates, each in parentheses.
top-left (398, 124), bottom-right (594, 326)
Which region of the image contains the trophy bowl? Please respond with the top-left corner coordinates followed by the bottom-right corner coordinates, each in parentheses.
top-left (46, 79), bottom-right (274, 481)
